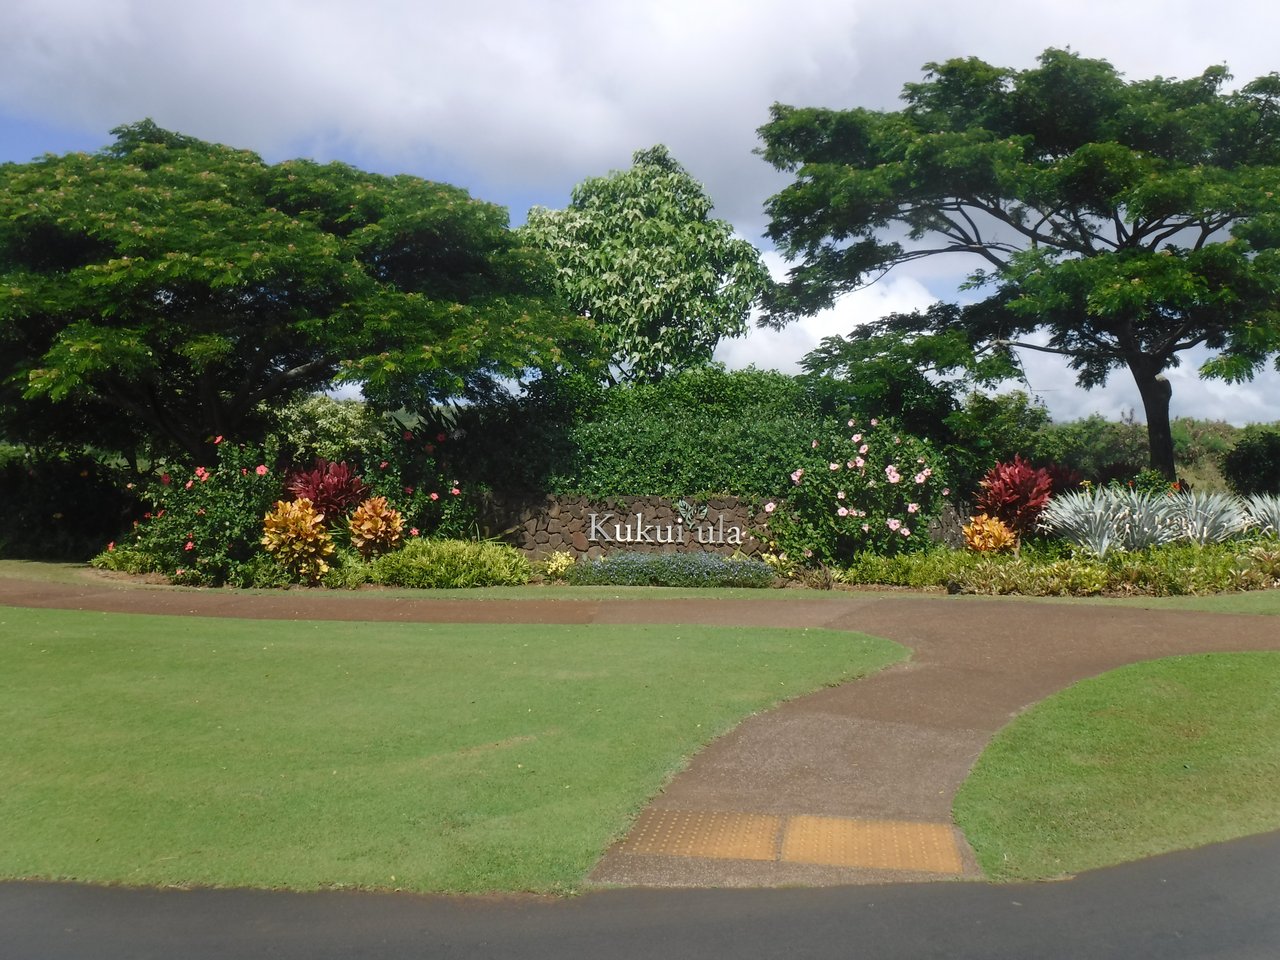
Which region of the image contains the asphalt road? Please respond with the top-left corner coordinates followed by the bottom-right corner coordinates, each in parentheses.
top-left (5, 830), bottom-right (1280, 960)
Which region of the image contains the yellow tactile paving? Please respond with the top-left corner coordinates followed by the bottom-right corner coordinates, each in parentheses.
top-left (780, 815), bottom-right (964, 873)
top-left (619, 809), bottom-right (781, 861)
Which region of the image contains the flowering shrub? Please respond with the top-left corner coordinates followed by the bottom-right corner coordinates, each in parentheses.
top-left (974, 456), bottom-right (1054, 537)
top-left (92, 441), bottom-right (284, 585)
top-left (357, 422), bottom-right (481, 539)
top-left (761, 417), bottom-right (947, 564)
top-left (539, 549), bottom-right (578, 580)
top-left (262, 498), bottom-right (335, 584)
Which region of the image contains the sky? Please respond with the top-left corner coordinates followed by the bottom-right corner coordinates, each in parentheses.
top-left (3, 0), bottom-right (1279, 425)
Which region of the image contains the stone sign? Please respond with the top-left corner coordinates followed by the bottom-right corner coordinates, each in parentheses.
top-left (496, 494), bottom-right (768, 560)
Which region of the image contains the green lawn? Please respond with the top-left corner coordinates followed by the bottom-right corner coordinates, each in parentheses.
top-left (954, 652), bottom-right (1280, 881)
top-left (1103, 590), bottom-right (1280, 615)
top-left (0, 606), bottom-right (904, 895)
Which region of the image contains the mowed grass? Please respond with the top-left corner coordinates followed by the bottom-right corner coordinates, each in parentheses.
top-left (0, 607), bottom-right (904, 895)
top-left (954, 652), bottom-right (1280, 881)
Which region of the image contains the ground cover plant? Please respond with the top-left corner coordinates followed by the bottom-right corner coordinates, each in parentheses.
top-left (563, 552), bottom-right (775, 588)
top-left (954, 652), bottom-right (1280, 881)
top-left (0, 607), bottom-right (905, 895)
top-left (840, 540), bottom-right (1280, 597)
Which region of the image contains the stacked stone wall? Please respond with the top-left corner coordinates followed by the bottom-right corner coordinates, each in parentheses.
top-left (488, 494), bottom-right (769, 560)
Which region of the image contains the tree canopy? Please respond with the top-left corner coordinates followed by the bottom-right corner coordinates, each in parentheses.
top-left (522, 145), bottom-right (771, 383)
top-left (759, 49), bottom-right (1280, 478)
top-left (0, 120), bottom-right (584, 463)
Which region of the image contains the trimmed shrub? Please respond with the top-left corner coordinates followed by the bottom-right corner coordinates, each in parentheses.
top-left (552, 367), bottom-right (831, 498)
top-left (319, 548), bottom-right (374, 589)
top-left (370, 539), bottom-right (530, 589)
top-left (842, 540), bottom-right (1275, 597)
top-left (1220, 425), bottom-right (1280, 496)
top-left (843, 546), bottom-right (986, 588)
top-left (563, 551), bottom-right (775, 588)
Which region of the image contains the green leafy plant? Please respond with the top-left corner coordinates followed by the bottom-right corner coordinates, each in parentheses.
top-left (261, 498), bottom-right (335, 585)
top-left (369, 539), bottom-right (530, 589)
top-left (1121, 468), bottom-right (1181, 496)
top-left (318, 547), bottom-right (374, 589)
top-left (537, 367), bottom-right (831, 499)
top-left (1242, 544), bottom-right (1280, 587)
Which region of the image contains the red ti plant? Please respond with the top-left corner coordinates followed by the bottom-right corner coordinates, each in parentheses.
top-left (974, 455), bottom-right (1054, 538)
top-left (286, 459), bottom-right (369, 525)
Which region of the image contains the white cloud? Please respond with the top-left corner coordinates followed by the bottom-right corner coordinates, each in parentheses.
top-left (715, 251), bottom-right (937, 372)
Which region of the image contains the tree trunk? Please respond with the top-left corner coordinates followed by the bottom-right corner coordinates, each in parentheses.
top-left (1129, 360), bottom-right (1176, 480)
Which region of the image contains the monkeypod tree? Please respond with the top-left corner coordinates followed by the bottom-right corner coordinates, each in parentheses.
top-left (760, 49), bottom-right (1280, 479)
top-left (522, 145), bottom-right (772, 383)
top-left (0, 121), bottom-right (583, 464)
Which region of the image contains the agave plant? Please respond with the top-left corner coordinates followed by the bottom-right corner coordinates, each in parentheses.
top-left (1246, 494), bottom-right (1280, 537)
top-left (1112, 490), bottom-right (1182, 551)
top-left (1038, 489), bottom-right (1119, 557)
top-left (1039, 488), bottom-right (1181, 556)
top-left (1170, 492), bottom-right (1252, 545)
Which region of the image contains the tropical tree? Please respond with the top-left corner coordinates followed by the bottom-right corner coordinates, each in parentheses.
top-left (0, 120), bottom-right (583, 464)
top-left (759, 49), bottom-right (1280, 478)
top-left (522, 145), bottom-right (771, 383)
